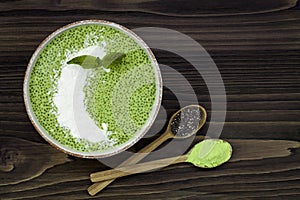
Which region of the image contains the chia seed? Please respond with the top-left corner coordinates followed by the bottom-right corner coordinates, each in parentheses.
top-left (170, 106), bottom-right (202, 137)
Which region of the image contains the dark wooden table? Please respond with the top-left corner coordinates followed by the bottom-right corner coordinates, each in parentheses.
top-left (1, 0), bottom-right (300, 199)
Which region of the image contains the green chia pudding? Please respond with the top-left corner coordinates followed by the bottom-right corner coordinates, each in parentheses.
top-left (28, 23), bottom-right (158, 153)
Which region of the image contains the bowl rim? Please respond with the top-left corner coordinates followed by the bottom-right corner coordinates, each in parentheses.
top-left (23, 19), bottom-right (162, 159)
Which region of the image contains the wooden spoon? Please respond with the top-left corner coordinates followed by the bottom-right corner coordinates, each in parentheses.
top-left (90, 139), bottom-right (232, 182)
top-left (88, 105), bottom-right (207, 196)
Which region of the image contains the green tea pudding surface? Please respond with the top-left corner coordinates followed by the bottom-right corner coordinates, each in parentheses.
top-left (27, 23), bottom-right (158, 154)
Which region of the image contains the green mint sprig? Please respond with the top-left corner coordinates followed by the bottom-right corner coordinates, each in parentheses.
top-left (67, 52), bottom-right (125, 69)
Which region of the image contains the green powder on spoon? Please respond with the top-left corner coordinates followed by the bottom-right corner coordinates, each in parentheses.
top-left (186, 139), bottom-right (232, 168)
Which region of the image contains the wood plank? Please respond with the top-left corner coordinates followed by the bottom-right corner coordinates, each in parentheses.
top-left (0, 136), bottom-right (299, 199)
top-left (0, 137), bottom-right (68, 186)
top-left (0, 0), bottom-right (297, 16)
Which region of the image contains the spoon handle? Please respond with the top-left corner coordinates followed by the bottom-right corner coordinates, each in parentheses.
top-left (126, 131), bottom-right (173, 163)
top-left (90, 155), bottom-right (187, 182)
top-left (88, 131), bottom-right (173, 196)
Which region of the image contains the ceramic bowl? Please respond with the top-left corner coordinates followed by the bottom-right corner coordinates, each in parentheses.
top-left (23, 20), bottom-right (162, 158)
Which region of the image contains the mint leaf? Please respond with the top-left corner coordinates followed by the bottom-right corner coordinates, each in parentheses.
top-left (67, 52), bottom-right (125, 69)
top-left (102, 52), bottom-right (125, 68)
top-left (67, 55), bottom-right (101, 69)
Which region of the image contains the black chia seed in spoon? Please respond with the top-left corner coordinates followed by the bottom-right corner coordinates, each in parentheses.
top-left (170, 107), bottom-right (202, 137)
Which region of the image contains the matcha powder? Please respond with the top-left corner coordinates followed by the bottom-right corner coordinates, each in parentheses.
top-left (186, 139), bottom-right (232, 168)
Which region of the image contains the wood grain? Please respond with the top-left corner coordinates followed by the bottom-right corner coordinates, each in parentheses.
top-left (0, 0), bottom-right (300, 199)
top-left (0, 137), bottom-right (68, 186)
top-left (0, 136), bottom-right (299, 199)
top-left (0, 0), bottom-right (297, 16)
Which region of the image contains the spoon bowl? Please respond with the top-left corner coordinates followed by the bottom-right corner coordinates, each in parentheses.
top-left (168, 105), bottom-right (207, 139)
